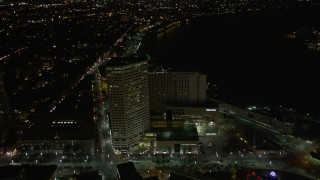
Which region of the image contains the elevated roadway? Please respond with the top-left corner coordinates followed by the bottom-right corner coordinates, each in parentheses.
top-left (209, 98), bottom-right (294, 134)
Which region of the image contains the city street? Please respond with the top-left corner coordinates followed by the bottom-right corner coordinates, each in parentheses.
top-left (1, 114), bottom-right (320, 179)
top-left (1, 16), bottom-right (320, 180)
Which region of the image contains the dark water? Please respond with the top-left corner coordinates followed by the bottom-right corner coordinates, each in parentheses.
top-left (141, 8), bottom-right (320, 116)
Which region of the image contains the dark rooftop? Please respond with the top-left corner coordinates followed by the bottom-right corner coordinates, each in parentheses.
top-left (71, 170), bottom-right (102, 180)
top-left (0, 165), bottom-right (23, 179)
top-left (169, 170), bottom-right (215, 180)
top-left (168, 172), bottom-right (199, 180)
top-left (0, 164), bottom-right (57, 180)
top-left (156, 125), bottom-right (198, 141)
top-left (116, 162), bottom-right (142, 180)
top-left (144, 176), bottom-right (160, 180)
top-left (23, 112), bottom-right (94, 141)
top-left (22, 164), bottom-right (57, 180)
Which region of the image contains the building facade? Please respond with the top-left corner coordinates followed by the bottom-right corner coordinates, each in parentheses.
top-left (149, 72), bottom-right (206, 112)
top-left (166, 104), bottom-right (220, 137)
top-left (155, 127), bottom-right (199, 154)
top-left (22, 112), bottom-right (96, 154)
top-left (106, 57), bottom-right (150, 151)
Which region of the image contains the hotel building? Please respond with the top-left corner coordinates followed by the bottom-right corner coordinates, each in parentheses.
top-left (106, 57), bottom-right (150, 151)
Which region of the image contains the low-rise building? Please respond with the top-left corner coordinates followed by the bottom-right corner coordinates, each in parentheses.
top-left (155, 125), bottom-right (199, 154)
top-left (0, 164), bottom-right (57, 180)
top-left (22, 112), bottom-right (95, 154)
top-left (166, 102), bottom-right (220, 137)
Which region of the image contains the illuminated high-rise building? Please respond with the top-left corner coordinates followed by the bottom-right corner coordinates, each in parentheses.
top-left (106, 57), bottom-right (150, 151)
top-left (149, 72), bottom-right (207, 112)
top-left (0, 70), bottom-right (11, 143)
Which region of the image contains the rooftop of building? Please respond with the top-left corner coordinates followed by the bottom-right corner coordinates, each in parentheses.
top-left (168, 171), bottom-right (212, 180)
top-left (22, 164), bottom-right (57, 180)
top-left (0, 164), bottom-right (57, 180)
top-left (144, 176), bottom-right (159, 180)
top-left (23, 112), bottom-right (94, 141)
top-left (168, 172), bottom-right (197, 180)
top-left (106, 56), bottom-right (147, 67)
top-left (0, 165), bottom-right (23, 179)
top-left (116, 162), bottom-right (142, 180)
top-left (156, 125), bottom-right (198, 141)
top-left (71, 170), bottom-right (102, 180)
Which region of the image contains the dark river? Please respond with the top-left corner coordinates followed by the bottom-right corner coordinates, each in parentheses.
top-left (141, 7), bottom-right (320, 117)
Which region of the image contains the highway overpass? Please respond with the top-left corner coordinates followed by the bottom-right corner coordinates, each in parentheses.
top-left (210, 98), bottom-right (294, 135)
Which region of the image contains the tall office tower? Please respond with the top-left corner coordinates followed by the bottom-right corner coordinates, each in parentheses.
top-left (0, 70), bottom-right (11, 143)
top-left (149, 72), bottom-right (207, 112)
top-left (106, 57), bottom-right (150, 151)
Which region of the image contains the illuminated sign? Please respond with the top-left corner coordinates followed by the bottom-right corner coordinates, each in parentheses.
top-left (268, 171), bottom-right (277, 179)
top-left (206, 109), bottom-right (216, 112)
top-left (269, 171), bottom-right (276, 177)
